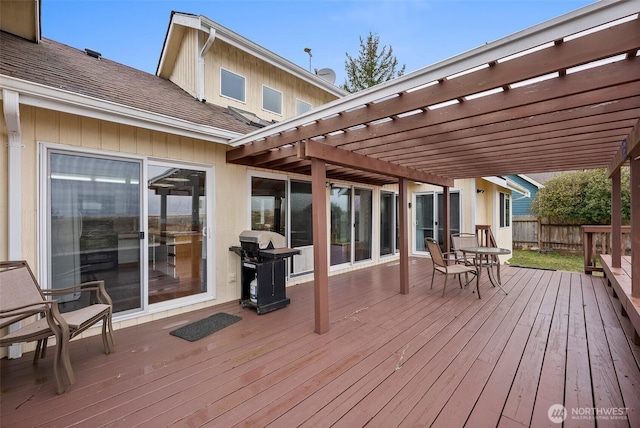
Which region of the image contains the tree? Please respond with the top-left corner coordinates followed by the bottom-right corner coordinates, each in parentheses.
top-left (530, 168), bottom-right (631, 224)
top-left (342, 32), bottom-right (406, 93)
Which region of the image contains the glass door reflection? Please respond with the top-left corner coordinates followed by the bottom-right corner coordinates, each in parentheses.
top-left (49, 152), bottom-right (142, 314)
top-left (148, 166), bottom-right (206, 304)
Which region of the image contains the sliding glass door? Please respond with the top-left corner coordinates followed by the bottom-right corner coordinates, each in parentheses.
top-left (48, 151), bottom-right (143, 314)
top-left (354, 188), bottom-right (372, 262)
top-left (380, 191), bottom-right (398, 256)
top-left (330, 186), bottom-right (351, 266)
top-left (147, 164), bottom-right (209, 305)
top-left (46, 150), bottom-right (215, 315)
top-left (330, 185), bottom-right (373, 266)
top-left (415, 193), bottom-right (435, 253)
top-left (414, 191), bottom-right (461, 253)
top-left (290, 180), bottom-right (313, 274)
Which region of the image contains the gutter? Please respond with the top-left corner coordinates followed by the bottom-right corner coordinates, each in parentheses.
top-left (482, 176), bottom-right (531, 198)
top-left (0, 75), bottom-right (245, 144)
top-left (197, 27), bottom-right (216, 101)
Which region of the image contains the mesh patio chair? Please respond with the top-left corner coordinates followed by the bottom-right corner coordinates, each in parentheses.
top-left (0, 260), bottom-right (114, 394)
top-left (451, 233), bottom-right (479, 266)
top-left (425, 238), bottom-right (477, 297)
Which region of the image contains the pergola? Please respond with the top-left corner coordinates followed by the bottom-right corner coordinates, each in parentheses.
top-left (227, 0), bottom-right (640, 333)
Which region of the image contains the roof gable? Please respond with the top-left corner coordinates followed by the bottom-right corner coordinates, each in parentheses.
top-left (157, 11), bottom-right (346, 98)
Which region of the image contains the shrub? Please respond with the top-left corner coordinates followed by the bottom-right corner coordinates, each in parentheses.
top-left (530, 168), bottom-right (630, 224)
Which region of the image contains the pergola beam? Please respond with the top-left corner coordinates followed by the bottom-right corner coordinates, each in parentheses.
top-left (298, 140), bottom-right (453, 187)
top-left (227, 17), bottom-right (640, 159)
top-left (608, 117), bottom-right (640, 177)
top-left (335, 61), bottom-right (640, 152)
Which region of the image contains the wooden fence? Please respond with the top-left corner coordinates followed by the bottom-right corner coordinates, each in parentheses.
top-left (512, 215), bottom-right (632, 254)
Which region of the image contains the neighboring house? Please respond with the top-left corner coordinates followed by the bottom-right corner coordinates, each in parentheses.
top-left (507, 174), bottom-right (544, 216)
top-left (1, 1), bottom-right (514, 356)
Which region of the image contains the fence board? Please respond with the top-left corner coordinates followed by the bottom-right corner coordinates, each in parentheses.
top-left (513, 216), bottom-right (632, 254)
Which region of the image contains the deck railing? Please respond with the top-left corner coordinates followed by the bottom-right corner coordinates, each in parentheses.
top-left (582, 225), bottom-right (632, 274)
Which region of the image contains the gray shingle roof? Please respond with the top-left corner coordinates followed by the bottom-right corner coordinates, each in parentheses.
top-left (0, 31), bottom-right (258, 136)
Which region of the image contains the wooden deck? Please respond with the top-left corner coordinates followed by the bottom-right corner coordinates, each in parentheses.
top-left (2, 258), bottom-right (640, 427)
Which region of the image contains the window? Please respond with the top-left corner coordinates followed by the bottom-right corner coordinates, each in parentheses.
top-left (221, 68), bottom-right (245, 102)
top-left (263, 86), bottom-right (282, 115)
top-left (251, 176), bottom-right (286, 234)
top-left (249, 175), bottom-right (313, 275)
top-left (380, 191), bottom-right (396, 256)
top-left (500, 192), bottom-right (511, 227)
top-left (296, 99), bottom-right (312, 115)
top-left (290, 180), bottom-right (312, 249)
top-left (354, 188), bottom-right (372, 262)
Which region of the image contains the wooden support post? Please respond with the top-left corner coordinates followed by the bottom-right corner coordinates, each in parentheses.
top-left (399, 178), bottom-right (409, 295)
top-left (311, 159), bottom-right (329, 334)
top-left (583, 228), bottom-right (593, 275)
top-left (443, 187), bottom-right (450, 253)
top-left (611, 169), bottom-right (622, 268)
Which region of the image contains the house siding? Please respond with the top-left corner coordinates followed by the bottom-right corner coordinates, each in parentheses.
top-left (204, 39), bottom-right (338, 122)
top-left (169, 27), bottom-right (198, 98)
top-left (0, 105), bottom-right (252, 341)
top-left (510, 175), bottom-right (540, 216)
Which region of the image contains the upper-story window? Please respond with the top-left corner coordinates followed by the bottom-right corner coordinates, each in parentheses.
top-left (221, 68), bottom-right (245, 102)
top-left (296, 99), bottom-right (312, 115)
top-left (262, 85), bottom-right (282, 115)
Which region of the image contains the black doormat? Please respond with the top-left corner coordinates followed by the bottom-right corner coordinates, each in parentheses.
top-left (170, 313), bottom-right (242, 342)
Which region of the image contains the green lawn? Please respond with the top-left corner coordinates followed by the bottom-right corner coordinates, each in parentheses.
top-left (508, 249), bottom-right (585, 273)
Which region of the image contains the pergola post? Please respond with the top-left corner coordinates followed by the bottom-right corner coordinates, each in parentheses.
top-left (631, 156), bottom-right (640, 298)
top-left (443, 187), bottom-right (450, 253)
top-left (311, 158), bottom-right (329, 334)
top-left (611, 169), bottom-right (622, 268)
top-left (399, 178), bottom-right (409, 294)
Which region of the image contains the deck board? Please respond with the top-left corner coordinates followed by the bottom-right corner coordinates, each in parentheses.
top-left (529, 271), bottom-right (571, 427)
top-left (564, 273), bottom-right (596, 428)
top-left (2, 258), bottom-right (639, 427)
top-left (464, 269), bottom-right (550, 427)
top-left (582, 274), bottom-right (628, 428)
top-left (500, 270), bottom-right (560, 427)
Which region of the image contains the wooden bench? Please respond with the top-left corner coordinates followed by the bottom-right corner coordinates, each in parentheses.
top-left (601, 254), bottom-right (640, 344)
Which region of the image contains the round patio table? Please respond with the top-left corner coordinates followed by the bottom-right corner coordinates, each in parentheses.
top-left (459, 246), bottom-right (511, 298)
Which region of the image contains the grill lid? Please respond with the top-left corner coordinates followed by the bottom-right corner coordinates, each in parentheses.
top-left (239, 230), bottom-right (286, 250)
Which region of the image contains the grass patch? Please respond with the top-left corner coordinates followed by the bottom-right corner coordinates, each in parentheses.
top-left (509, 249), bottom-right (584, 272)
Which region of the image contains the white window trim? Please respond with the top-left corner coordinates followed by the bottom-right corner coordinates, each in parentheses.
top-left (500, 192), bottom-right (511, 228)
top-left (296, 98), bottom-right (312, 115)
top-left (262, 84), bottom-right (283, 115)
top-left (220, 67), bottom-right (246, 103)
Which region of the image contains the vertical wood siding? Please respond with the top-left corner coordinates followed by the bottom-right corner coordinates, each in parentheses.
top-left (205, 39), bottom-right (338, 122)
top-left (170, 28), bottom-right (198, 98)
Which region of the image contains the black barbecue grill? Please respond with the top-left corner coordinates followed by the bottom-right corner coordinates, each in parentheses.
top-left (230, 230), bottom-right (299, 314)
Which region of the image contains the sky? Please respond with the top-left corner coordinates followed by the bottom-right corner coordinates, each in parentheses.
top-left (41, 0), bottom-right (597, 86)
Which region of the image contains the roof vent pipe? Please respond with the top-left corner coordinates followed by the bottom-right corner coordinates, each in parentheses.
top-left (84, 48), bottom-right (102, 59)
